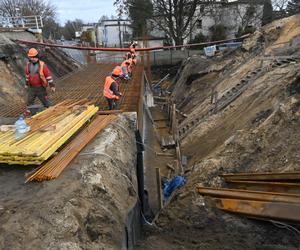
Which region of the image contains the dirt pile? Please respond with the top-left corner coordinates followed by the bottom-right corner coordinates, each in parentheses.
top-left (0, 114), bottom-right (139, 250)
top-left (138, 15), bottom-right (300, 249)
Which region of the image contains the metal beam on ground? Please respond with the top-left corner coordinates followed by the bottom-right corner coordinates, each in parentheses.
top-left (211, 198), bottom-right (300, 223)
top-left (221, 172), bottom-right (300, 182)
top-left (227, 180), bottom-right (300, 194)
top-left (196, 186), bottom-right (300, 203)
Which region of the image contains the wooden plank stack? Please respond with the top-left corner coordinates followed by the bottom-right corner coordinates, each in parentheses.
top-left (0, 100), bottom-right (98, 165)
top-left (26, 114), bottom-right (116, 182)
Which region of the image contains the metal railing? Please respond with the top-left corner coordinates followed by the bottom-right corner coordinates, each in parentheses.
top-left (0, 15), bottom-right (43, 29)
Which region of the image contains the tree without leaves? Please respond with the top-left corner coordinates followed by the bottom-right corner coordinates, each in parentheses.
top-left (0, 0), bottom-right (56, 18)
top-left (115, 0), bottom-right (216, 45)
top-left (272, 0), bottom-right (289, 11)
top-left (231, 3), bottom-right (263, 37)
top-left (128, 0), bottom-right (153, 37)
top-left (151, 0), bottom-right (200, 45)
top-left (43, 18), bottom-right (62, 40)
top-left (0, 0), bottom-right (20, 16)
top-left (287, 0), bottom-right (300, 14)
top-left (62, 19), bottom-right (84, 40)
top-left (272, 0), bottom-right (289, 18)
top-left (0, 0), bottom-right (59, 39)
top-left (114, 0), bottom-right (153, 37)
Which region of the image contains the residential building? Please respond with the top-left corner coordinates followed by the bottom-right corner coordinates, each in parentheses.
top-left (192, 0), bottom-right (265, 40)
top-left (96, 19), bottom-right (132, 47)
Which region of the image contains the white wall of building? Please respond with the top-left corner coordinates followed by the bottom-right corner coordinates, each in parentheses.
top-left (150, 1), bottom-right (264, 44)
top-left (193, 3), bottom-right (264, 39)
top-left (96, 20), bottom-right (132, 47)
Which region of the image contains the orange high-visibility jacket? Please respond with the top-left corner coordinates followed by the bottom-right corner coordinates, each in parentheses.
top-left (121, 60), bottom-right (131, 74)
top-left (103, 76), bottom-right (119, 99)
top-left (127, 58), bottom-right (133, 73)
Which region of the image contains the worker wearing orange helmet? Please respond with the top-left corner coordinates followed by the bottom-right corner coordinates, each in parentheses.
top-left (25, 48), bottom-right (55, 110)
top-left (129, 41), bottom-right (138, 49)
top-left (103, 66), bottom-right (123, 110)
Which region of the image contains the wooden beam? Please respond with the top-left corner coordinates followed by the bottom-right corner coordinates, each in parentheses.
top-left (167, 163), bottom-right (175, 171)
top-left (98, 110), bottom-right (123, 115)
top-left (153, 74), bottom-right (170, 88)
top-left (26, 115), bottom-right (116, 182)
top-left (156, 152), bottom-right (175, 157)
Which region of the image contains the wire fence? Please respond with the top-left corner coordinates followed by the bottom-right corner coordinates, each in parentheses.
top-left (95, 49), bottom-right (203, 65)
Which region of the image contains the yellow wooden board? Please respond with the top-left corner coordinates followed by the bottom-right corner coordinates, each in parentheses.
top-left (0, 103), bottom-right (99, 165)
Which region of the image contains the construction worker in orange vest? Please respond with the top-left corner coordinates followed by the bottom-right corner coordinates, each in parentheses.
top-left (124, 51), bottom-right (131, 61)
top-left (129, 48), bottom-right (137, 65)
top-left (120, 59), bottom-right (131, 81)
top-left (25, 48), bottom-right (55, 110)
top-left (124, 48), bottom-right (137, 62)
top-left (103, 66), bottom-right (123, 110)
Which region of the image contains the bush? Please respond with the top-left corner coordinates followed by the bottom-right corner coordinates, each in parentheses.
top-left (210, 24), bottom-right (227, 41)
top-left (236, 26), bottom-right (256, 38)
top-left (188, 32), bottom-right (208, 49)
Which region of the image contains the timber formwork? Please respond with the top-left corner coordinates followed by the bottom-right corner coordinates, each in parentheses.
top-left (0, 63), bottom-right (144, 117)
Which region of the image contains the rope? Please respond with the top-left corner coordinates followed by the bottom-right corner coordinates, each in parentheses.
top-left (269, 220), bottom-right (300, 235)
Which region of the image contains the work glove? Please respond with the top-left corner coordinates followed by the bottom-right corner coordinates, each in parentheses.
top-left (50, 87), bottom-right (56, 93)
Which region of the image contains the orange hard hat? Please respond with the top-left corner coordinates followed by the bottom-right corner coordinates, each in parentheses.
top-left (112, 66), bottom-right (122, 76)
top-left (28, 48), bottom-right (38, 57)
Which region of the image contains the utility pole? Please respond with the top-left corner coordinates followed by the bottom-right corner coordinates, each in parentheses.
top-left (118, 19), bottom-right (122, 48)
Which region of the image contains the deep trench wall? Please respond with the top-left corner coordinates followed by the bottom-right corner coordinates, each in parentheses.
top-left (0, 31), bottom-right (80, 105)
top-left (170, 50), bottom-right (247, 114)
top-left (178, 15), bottom-right (300, 167)
top-left (135, 15), bottom-right (300, 250)
top-left (0, 113), bottom-right (140, 250)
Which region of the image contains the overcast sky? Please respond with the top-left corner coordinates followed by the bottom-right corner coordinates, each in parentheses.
top-left (51, 0), bottom-right (117, 24)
